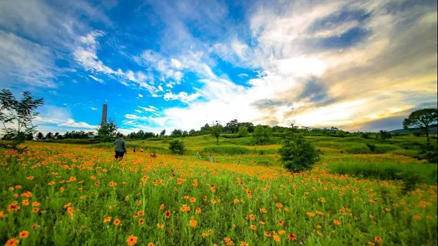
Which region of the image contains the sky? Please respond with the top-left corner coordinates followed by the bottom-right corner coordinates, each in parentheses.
top-left (0, 0), bottom-right (436, 134)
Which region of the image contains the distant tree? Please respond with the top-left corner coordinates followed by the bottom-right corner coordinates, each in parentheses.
top-left (379, 130), bottom-right (392, 140)
top-left (210, 122), bottom-right (223, 145)
top-left (403, 108), bottom-right (437, 143)
top-left (225, 119), bottom-right (239, 133)
top-left (0, 89), bottom-right (43, 150)
top-left (160, 129), bottom-right (166, 137)
top-left (200, 123), bottom-right (211, 134)
top-left (97, 121), bottom-right (117, 140)
top-left (45, 132), bottom-right (53, 140)
top-left (169, 139), bottom-right (185, 155)
top-left (36, 132), bottom-right (44, 140)
top-left (253, 125), bottom-right (272, 145)
top-left (182, 130), bottom-right (188, 137)
top-left (238, 126), bottom-right (249, 137)
top-left (189, 129), bottom-right (197, 136)
top-left (279, 134), bottom-right (320, 172)
top-left (171, 129), bottom-right (183, 137)
top-left (54, 132), bottom-right (60, 139)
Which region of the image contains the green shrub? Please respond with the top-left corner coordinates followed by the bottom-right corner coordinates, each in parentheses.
top-left (169, 139), bottom-right (185, 155)
top-left (253, 126), bottom-right (272, 145)
top-left (279, 134), bottom-right (320, 172)
top-left (238, 126), bottom-right (249, 137)
top-left (366, 143), bottom-right (376, 152)
top-left (201, 145), bottom-right (250, 155)
top-left (416, 144), bottom-right (438, 163)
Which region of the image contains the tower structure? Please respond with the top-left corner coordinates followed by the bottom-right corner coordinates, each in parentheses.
top-left (101, 104), bottom-right (107, 126)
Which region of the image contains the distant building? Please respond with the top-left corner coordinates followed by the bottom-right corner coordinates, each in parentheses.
top-left (101, 104), bottom-right (107, 126)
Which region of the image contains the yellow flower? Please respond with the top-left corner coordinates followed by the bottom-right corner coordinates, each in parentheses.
top-left (180, 204), bottom-right (190, 213)
top-left (157, 223), bottom-right (164, 230)
top-left (103, 216), bottom-right (112, 224)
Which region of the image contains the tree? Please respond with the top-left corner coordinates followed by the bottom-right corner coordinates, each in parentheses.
top-left (403, 108), bottom-right (437, 143)
top-left (210, 122), bottom-right (223, 145)
top-left (171, 129), bottom-right (183, 137)
top-left (238, 126), bottom-right (249, 137)
top-left (160, 129), bottom-right (166, 137)
top-left (169, 139), bottom-right (185, 155)
top-left (224, 119), bottom-right (239, 133)
top-left (45, 132), bottom-right (53, 140)
top-left (379, 130), bottom-right (392, 140)
top-left (279, 134), bottom-right (320, 172)
top-left (0, 89), bottom-right (43, 150)
top-left (36, 132), bottom-right (44, 140)
top-left (97, 121), bottom-right (117, 140)
top-left (253, 125), bottom-right (272, 144)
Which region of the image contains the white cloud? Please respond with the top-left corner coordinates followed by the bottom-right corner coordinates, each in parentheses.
top-left (34, 105), bottom-right (98, 133)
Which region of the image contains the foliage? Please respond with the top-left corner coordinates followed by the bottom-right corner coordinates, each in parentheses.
top-left (97, 122), bottom-right (117, 140)
top-left (171, 129), bottom-right (183, 137)
top-left (127, 130), bottom-right (156, 140)
top-left (403, 108), bottom-right (437, 143)
top-left (415, 144), bottom-right (438, 164)
top-left (237, 126), bottom-right (249, 137)
top-left (279, 134), bottom-right (320, 172)
top-left (366, 143), bottom-right (376, 152)
top-left (253, 125), bottom-right (272, 145)
top-left (168, 139), bottom-right (185, 155)
top-left (379, 131), bottom-right (392, 140)
top-left (160, 129), bottom-right (166, 137)
top-left (0, 89), bottom-right (43, 150)
top-left (210, 122), bottom-right (223, 145)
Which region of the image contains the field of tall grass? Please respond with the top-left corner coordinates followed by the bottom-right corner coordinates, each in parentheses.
top-left (1, 137), bottom-right (437, 245)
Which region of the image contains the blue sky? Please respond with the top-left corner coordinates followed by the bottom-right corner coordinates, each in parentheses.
top-left (0, 0), bottom-right (436, 133)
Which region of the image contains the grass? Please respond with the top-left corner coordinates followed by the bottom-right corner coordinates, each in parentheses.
top-left (327, 159), bottom-right (437, 185)
top-left (0, 134), bottom-right (436, 245)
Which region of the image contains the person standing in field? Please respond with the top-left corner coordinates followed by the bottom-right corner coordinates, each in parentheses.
top-left (114, 134), bottom-right (126, 160)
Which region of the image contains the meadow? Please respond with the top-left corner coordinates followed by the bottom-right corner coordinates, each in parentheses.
top-left (0, 134), bottom-right (437, 245)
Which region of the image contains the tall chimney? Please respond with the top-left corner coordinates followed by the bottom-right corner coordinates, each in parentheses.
top-left (101, 104), bottom-right (107, 126)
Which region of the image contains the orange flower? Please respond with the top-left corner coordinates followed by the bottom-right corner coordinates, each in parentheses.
top-left (66, 206), bottom-right (74, 218)
top-left (374, 236), bottom-right (383, 245)
top-left (264, 231), bottom-right (272, 238)
top-left (180, 204), bottom-right (190, 213)
top-left (32, 201), bottom-right (41, 207)
top-left (306, 211), bottom-right (316, 218)
top-left (250, 224), bottom-right (257, 231)
top-left (26, 176), bottom-right (34, 180)
top-left (19, 230), bottom-right (29, 239)
top-left (109, 181), bottom-right (117, 187)
top-left (195, 207), bottom-right (202, 214)
top-left (32, 207), bottom-right (40, 214)
top-left (273, 234), bottom-right (281, 242)
top-left (189, 218), bottom-right (197, 228)
top-left (259, 208), bottom-right (267, 214)
top-left (22, 199), bottom-right (30, 206)
top-left (147, 243), bottom-right (155, 246)
top-left (246, 214), bottom-right (256, 221)
top-left (333, 219), bottom-right (341, 226)
top-left (239, 241), bottom-right (248, 246)
top-left (138, 218), bottom-right (145, 225)
top-left (126, 235), bottom-right (138, 246)
top-left (4, 238), bottom-right (19, 246)
top-left (113, 218), bottom-right (121, 226)
top-left (223, 237), bottom-right (234, 246)
top-left (164, 210), bottom-right (172, 218)
top-left (278, 230), bottom-right (286, 235)
top-left (159, 203), bottom-right (165, 211)
top-left (7, 202), bottom-right (20, 212)
top-left (15, 185), bottom-right (22, 190)
top-left (21, 191), bottom-right (32, 198)
top-left (0, 210), bottom-right (5, 220)
top-left (288, 233), bottom-right (297, 241)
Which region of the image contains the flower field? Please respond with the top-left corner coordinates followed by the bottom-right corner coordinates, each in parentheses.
top-left (0, 142), bottom-right (437, 245)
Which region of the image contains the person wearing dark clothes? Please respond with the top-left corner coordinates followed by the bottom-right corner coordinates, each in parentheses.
top-left (114, 136), bottom-right (126, 160)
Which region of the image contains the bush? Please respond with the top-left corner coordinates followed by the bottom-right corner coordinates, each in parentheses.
top-left (238, 126), bottom-right (249, 137)
top-left (416, 144), bottom-right (438, 163)
top-left (366, 143), bottom-right (376, 152)
top-left (253, 126), bottom-right (272, 145)
top-left (279, 134), bottom-right (320, 172)
top-left (169, 139), bottom-right (185, 155)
